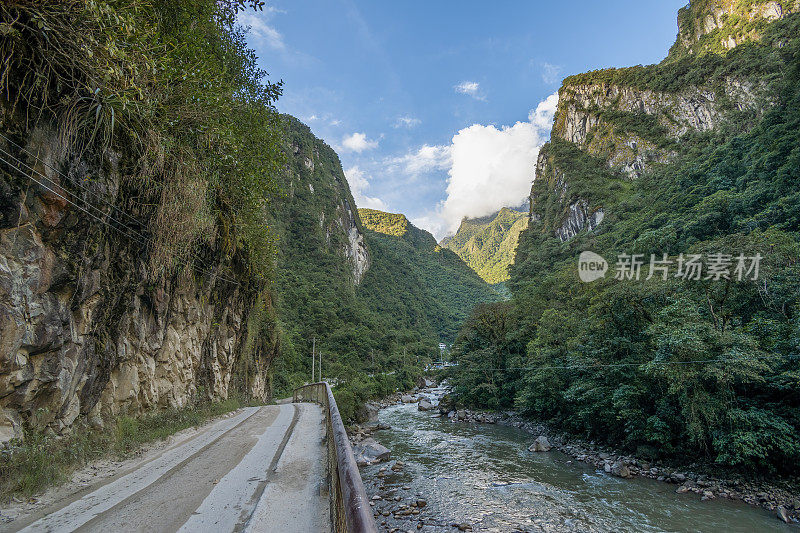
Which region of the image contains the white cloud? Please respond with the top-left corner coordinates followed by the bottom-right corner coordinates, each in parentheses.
top-left (394, 115), bottom-right (421, 129)
top-left (238, 11), bottom-right (285, 50)
top-left (344, 166), bottom-right (388, 210)
top-left (454, 81), bottom-right (486, 101)
top-left (410, 213), bottom-right (450, 242)
top-left (529, 92), bottom-right (559, 131)
top-left (329, 119), bottom-right (342, 126)
top-left (340, 132), bottom-right (379, 153)
top-left (541, 62), bottom-right (563, 85)
top-left (389, 144), bottom-right (451, 176)
top-left (405, 92), bottom-right (559, 239)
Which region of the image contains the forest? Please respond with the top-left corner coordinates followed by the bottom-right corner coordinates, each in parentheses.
top-left (450, 12), bottom-right (800, 475)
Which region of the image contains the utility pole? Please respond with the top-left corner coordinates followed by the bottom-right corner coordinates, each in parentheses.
top-left (311, 337), bottom-right (316, 383)
top-left (319, 351), bottom-right (322, 382)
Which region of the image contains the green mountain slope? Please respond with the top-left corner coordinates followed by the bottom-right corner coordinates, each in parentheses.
top-left (442, 207), bottom-right (529, 284)
top-left (267, 117), bottom-right (439, 397)
top-left (452, 4), bottom-right (800, 475)
top-left (266, 120), bottom-right (498, 403)
top-left (358, 209), bottom-right (501, 342)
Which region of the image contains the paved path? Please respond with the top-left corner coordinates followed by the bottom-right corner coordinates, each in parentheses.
top-left (6, 404), bottom-right (330, 533)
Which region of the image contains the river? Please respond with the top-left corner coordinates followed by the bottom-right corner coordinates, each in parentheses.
top-left (360, 388), bottom-right (793, 532)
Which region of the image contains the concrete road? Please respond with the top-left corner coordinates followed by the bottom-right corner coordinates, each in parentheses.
top-left (7, 404), bottom-right (331, 533)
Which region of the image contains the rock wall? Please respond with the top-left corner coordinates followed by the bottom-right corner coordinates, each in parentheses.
top-left (557, 79), bottom-right (764, 140)
top-left (553, 78), bottom-right (764, 179)
top-left (343, 200), bottom-right (370, 285)
top-left (528, 0), bottom-right (783, 241)
top-left (531, 150), bottom-right (606, 242)
top-left (0, 126), bottom-right (268, 443)
top-left (673, 0), bottom-right (799, 53)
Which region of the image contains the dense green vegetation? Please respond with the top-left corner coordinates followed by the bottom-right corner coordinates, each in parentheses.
top-left (669, 0), bottom-right (785, 59)
top-left (1, 0), bottom-right (283, 281)
top-left (263, 129), bottom-right (498, 419)
top-left (563, 13), bottom-right (798, 94)
top-left (359, 209), bottom-right (502, 342)
top-left (262, 121), bottom-right (434, 408)
top-left (442, 207), bottom-right (529, 284)
top-left (533, 138), bottom-right (628, 235)
top-left (1, 0), bottom-right (286, 402)
top-left (452, 13), bottom-right (800, 475)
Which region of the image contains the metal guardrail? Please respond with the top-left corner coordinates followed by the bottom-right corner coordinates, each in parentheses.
top-left (293, 382), bottom-right (377, 533)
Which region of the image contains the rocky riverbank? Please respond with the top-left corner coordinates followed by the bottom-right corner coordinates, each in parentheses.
top-left (352, 380), bottom-right (799, 526)
top-left (447, 407), bottom-right (800, 525)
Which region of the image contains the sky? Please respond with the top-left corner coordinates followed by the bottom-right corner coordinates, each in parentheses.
top-left (239, 1), bottom-right (688, 239)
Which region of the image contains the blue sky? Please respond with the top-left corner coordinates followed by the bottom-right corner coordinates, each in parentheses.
top-left (239, 1), bottom-right (688, 238)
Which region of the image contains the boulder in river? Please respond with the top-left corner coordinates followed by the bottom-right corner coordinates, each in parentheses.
top-left (777, 506), bottom-right (790, 523)
top-left (418, 399), bottom-right (434, 411)
top-left (528, 436), bottom-right (551, 452)
top-left (357, 402), bottom-right (379, 423)
top-left (438, 394), bottom-right (456, 414)
top-left (670, 472), bottom-right (687, 483)
top-left (353, 438), bottom-right (391, 466)
top-left (401, 395), bottom-right (416, 403)
top-left (416, 377), bottom-right (436, 389)
top-left (611, 460), bottom-right (632, 478)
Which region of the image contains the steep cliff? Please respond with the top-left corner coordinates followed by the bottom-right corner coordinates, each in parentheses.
top-left (0, 119), bottom-right (276, 445)
top-left (670, 0), bottom-right (799, 56)
top-left (441, 207), bottom-right (529, 284)
top-left (0, 1), bottom-right (283, 442)
top-left (275, 116), bottom-right (369, 285)
top-left (530, 1), bottom-right (799, 240)
top-left (266, 117), bottom-right (379, 393)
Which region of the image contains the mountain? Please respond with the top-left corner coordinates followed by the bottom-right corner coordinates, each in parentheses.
top-left (441, 207), bottom-right (529, 284)
top-left (265, 115), bottom-right (376, 394)
top-left (358, 209), bottom-right (501, 342)
top-left (453, 0), bottom-right (800, 475)
top-left (265, 121), bottom-right (499, 398)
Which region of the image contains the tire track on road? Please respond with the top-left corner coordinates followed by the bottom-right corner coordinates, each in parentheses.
top-left (11, 407), bottom-right (263, 533)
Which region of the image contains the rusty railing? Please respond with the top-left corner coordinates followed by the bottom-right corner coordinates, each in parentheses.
top-left (293, 382), bottom-right (377, 533)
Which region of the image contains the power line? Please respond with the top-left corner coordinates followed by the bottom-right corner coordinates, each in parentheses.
top-left (0, 135), bottom-right (242, 285)
top-left (0, 149), bottom-right (240, 285)
top-left (0, 130), bottom-right (146, 230)
top-left (0, 145), bottom-right (156, 248)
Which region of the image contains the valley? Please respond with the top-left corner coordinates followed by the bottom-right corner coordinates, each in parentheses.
top-left (1, 0), bottom-right (799, 531)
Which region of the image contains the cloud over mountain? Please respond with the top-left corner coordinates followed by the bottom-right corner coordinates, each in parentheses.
top-left (345, 166), bottom-right (388, 210)
top-left (409, 92), bottom-right (558, 238)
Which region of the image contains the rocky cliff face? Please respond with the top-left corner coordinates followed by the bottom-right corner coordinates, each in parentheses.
top-left (283, 117), bottom-right (370, 285)
top-left (556, 78), bottom-right (763, 147)
top-left (0, 126), bottom-right (270, 443)
top-left (672, 0), bottom-right (799, 55)
top-left (529, 0), bottom-right (789, 242)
